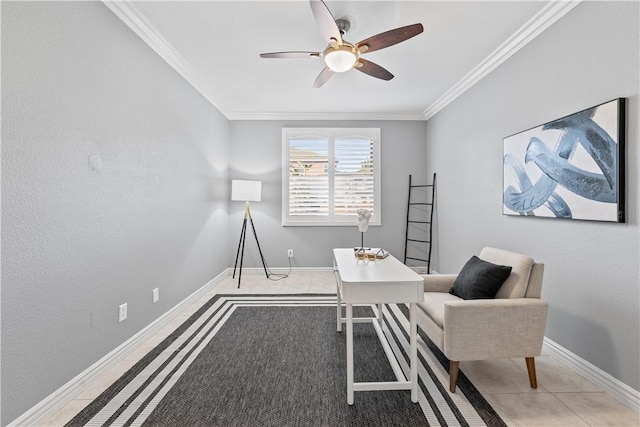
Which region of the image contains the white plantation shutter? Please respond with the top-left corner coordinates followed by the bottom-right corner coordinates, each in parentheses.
top-left (288, 136), bottom-right (329, 217)
top-left (283, 128), bottom-right (381, 226)
top-left (334, 136), bottom-right (375, 216)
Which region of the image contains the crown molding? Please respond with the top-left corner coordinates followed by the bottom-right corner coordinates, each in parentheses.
top-left (228, 111), bottom-right (427, 121)
top-left (103, 0), bottom-right (581, 122)
top-left (101, 1), bottom-right (232, 118)
top-left (422, 0), bottom-right (582, 120)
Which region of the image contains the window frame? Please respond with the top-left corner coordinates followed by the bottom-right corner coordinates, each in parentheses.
top-left (282, 127), bottom-right (381, 227)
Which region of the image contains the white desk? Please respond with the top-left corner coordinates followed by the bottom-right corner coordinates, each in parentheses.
top-left (333, 248), bottom-right (424, 405)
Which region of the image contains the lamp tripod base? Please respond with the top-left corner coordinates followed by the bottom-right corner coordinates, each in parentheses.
top-left (232, 202), bottom-right (268, 288)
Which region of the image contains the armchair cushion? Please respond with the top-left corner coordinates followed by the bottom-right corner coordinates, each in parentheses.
top-left (449, 256), bottom-right (512, 300)
top-left (419, 292), bottom-right (461, 328)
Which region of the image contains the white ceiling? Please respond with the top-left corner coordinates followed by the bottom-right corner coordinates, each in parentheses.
top-left (105, 1), bottom-right (581, 120)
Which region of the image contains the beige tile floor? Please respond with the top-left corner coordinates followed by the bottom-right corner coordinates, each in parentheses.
top-left (42, 272), bottom-right (639, 427)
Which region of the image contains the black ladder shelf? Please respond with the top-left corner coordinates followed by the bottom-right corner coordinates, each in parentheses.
top-left (403, 173), bottom-right (436, 273)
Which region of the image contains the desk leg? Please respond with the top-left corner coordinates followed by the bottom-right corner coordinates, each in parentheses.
top-left (346, 303), bottom-right (354, 405)
top-left (377, 303), bottom-right (383, 328)
top-left (336, 280), bottom-right (342, 332)
top-left (410, 302), bottom-right (418, 403)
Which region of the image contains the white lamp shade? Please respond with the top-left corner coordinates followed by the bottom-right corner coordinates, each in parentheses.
top-left (231, 180), bottom-right (262, 202)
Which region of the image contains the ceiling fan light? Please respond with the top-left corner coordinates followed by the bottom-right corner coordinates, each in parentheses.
top-left (324, 46), bottom-right (357, 72)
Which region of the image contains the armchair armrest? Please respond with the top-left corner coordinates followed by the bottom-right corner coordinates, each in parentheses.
top-left (422, 274), bottom-right (457, 293)
top-left (443, 298), bottom-right (549, 361)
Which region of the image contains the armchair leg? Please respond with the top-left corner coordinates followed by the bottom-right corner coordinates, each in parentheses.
top-left (525, 357), bottom-right (538, 389)
top-left (449, 361), bottom-right (460, 393)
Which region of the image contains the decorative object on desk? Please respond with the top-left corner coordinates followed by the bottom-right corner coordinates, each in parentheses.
top-left (231, 180), bottom-right (268, 288)
top-left (355, 248), bottom-right (389, 260)
top-left (503, 98), bottom-right (625, 222)
top-left (355, 208), bottom-right (371, 253)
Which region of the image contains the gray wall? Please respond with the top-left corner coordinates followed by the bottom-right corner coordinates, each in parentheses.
top-left (1, 2), bottom-right (230, 423)
top-left (426, 1), bottom-right (639, 390)
top-left (228, 120), bottom-right (427, 268)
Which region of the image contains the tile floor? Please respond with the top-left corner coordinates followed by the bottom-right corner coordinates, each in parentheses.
top-left (42, 272), bottom-right (639, 427)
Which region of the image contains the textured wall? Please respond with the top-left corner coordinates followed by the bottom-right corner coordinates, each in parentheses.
top-left (228, 120), bottom-right (428, 268)
top-left (426, 1), bottom-right (639, 390)
top-left (1, 2), bottom-right (229, 423)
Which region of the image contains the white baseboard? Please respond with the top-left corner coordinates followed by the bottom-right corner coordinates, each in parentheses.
top-left (237, 266), bottom-right (334, 275)
top-left (8, 269), bottom-right (231, 427)
top-left (543, 337), bottom-right (640, 414)
top-left (408, 266), bottom-right (436, 275)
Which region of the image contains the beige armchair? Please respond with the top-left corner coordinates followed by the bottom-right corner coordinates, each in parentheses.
top-left (416, 247), bottom-right (548, 392)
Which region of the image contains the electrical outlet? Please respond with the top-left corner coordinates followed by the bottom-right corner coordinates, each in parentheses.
top-left (287, 249), bottom-right (294, 258)
top-left (118, 303), bottom-right (127, 322)
top-left (152, 288), bottom-right (159, 303)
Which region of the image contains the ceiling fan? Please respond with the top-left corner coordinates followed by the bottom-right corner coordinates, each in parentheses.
top-left (259, 0), bottom-right (424, 88)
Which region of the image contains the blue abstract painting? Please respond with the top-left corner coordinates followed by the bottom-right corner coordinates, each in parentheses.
top-left (503, 98), bottom-right (625, 222)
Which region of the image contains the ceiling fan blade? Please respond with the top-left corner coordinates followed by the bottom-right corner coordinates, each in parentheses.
top-left (355, 58), bottom-right (394, 81)
top-left (260, 51), bottom-right (321, 59)
top-left (313, 66), bottom-right (334, 88)
top-left (356, 23), bottom-right (424, 54)
top-left (310, 0), bottom-right (342, 44)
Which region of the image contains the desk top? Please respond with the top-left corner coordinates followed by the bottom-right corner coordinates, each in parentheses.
top-left (333, 248), bottom-right (423, 284)
top-left (333, 248), bottom-right (424, 304)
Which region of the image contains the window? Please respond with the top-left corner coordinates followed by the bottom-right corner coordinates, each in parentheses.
top-left (282, 128), bottom-right (381, 226)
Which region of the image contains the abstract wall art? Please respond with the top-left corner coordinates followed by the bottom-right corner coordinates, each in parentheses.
top-left (503, 98), bottom-right (625, 222)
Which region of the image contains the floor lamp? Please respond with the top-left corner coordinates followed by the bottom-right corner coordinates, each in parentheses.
top-left (232, 180), bottom-right (268, 288)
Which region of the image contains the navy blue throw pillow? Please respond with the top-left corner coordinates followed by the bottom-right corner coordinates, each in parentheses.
top-left (449, 256), bottom-right (512, 300)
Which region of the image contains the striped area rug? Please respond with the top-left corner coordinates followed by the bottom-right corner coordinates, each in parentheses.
top-left (66, 295), bottom-right (505, 426)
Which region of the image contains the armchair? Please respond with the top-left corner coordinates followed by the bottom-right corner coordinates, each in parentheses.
top-left (416, 247), bottom-right (548, 392)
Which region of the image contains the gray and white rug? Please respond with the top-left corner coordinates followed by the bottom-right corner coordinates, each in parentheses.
top-left (66, 295), bottom-right (506, 426)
